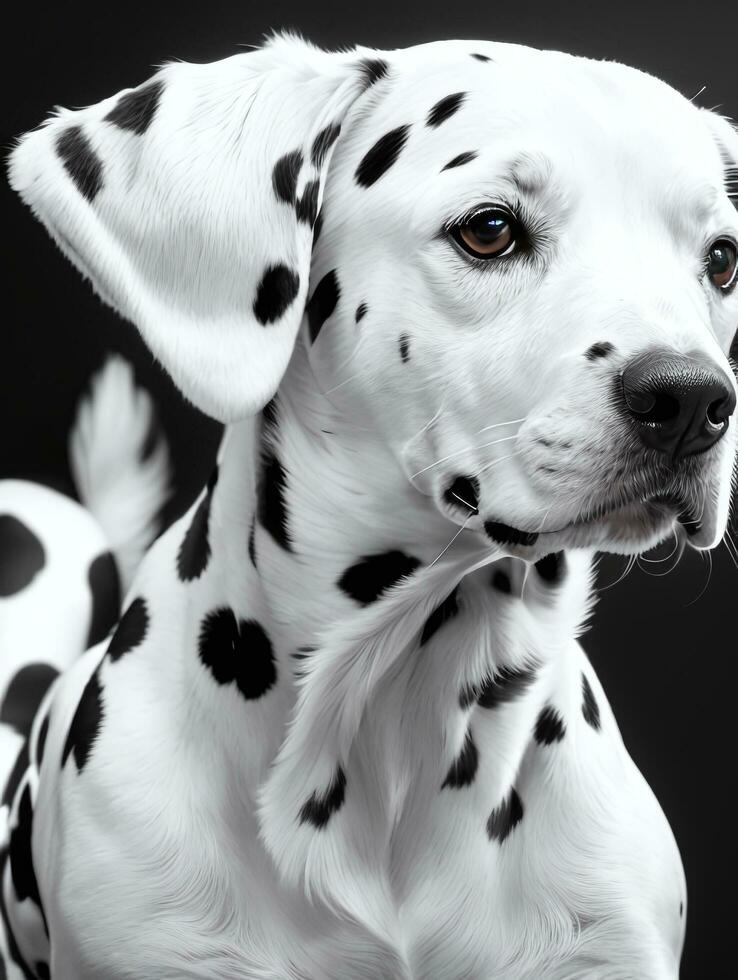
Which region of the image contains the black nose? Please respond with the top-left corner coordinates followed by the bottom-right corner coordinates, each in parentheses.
top-left (620, 348), bottom-right (735, 457)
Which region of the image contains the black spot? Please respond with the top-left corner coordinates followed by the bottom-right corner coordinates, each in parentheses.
top-left (355, 125), bottom-right (411, 188)
top-left (0, 515), bottom-right (45, 597)
top-left (534, 704), bottom-right (567, 745)
top-left (355, 302), bottom-right (368, 323)
top-left (262, 396), bottom-right (279, 430)
top-left (198, 608), bottom-right (277, 700)
top-left (443, 475), bottom-right (479, 514)
top-left (585, 341), bottom-right (615, 361)
top-left (306, 269), bottom-right (340, 344)
top-left (55, 126), bottom-right (104, 202)
top-left (581, 673), bottom-right (601, 730)
top-left (107, 597), bottom-right (149, 663)
top-left (441, 151), bottom-right (478, 171)
top-left (486, 787), bottom-right (524, 843)
top-left (427, 92), bottom-right (466, 128)
top-left (484, 521), bottom-right (539, 547)
top-left (491, 569), bottom-right (512, 594)
top-left (86, 551), bottom-right (121, 646)
top-left (0, 849), bottom-right (35, 978)
top-left (253, 264), bottom-right (300, 325)
top-left (104, 80), bottom-right (165, 135)
top-left (9, 785), bottom-right (46, 930)
top-left (472, 661), bottom-right (538, 710)
top-left (398, 334), bottom-right (411, 363)
top-left (441, 729), bottom-right (478, 788)
top-left (358, 58), bottom-right (389, 89)
top-left (534, 551), bottom-right (566, 584)
top-left (272, 149), bottom-right (303, 204)
top-left (299, 766), bottom-right (346, 828)
top-left (311, 123), bottom-right (342, 168)
top-left (62, 668), bottom-right (104, 772)
top-left (35, 964), bottom-right (50, 980)
top-left (296, 179), bottom-right (320, 226)
top-left (420, 587), bottom-right (460, 646)
top-left (679, 900), bottom-right (684, 918)
top-left (35, 713), bottom-right (50, 769)
top-left (291, 645), bottom-right (317, 662)
top-left (338, 550), bottom-right (420, 605)
top-left (0, 664), bottom-right (59, 738)
top-left (471, 53), bottom-right (492, 62)
top-left (257, 448), bottom-right (292, 551)
top-left (248, 515), bottom-right (257, 567)
top-left (2, 741), bottom-right (29, 809)
top-left (177, 467), bottom-right (219, 581)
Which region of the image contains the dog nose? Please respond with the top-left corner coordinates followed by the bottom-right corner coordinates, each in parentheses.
top-left (620, 348), bottom-right (735, 457)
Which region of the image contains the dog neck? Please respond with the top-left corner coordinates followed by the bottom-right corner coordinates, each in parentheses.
top-left (202, 335), bottom-right (592, 780)
top-left (182, 337), bottom-right (595, 940)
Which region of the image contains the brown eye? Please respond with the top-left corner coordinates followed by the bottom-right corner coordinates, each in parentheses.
top-left (451, 208), bottom-right (517, 259)
top-left (707, 239), bottom-right (738, 290)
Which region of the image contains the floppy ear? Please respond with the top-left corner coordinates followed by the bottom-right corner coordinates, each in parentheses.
top-left (8, 36), bottom-right (373, 421)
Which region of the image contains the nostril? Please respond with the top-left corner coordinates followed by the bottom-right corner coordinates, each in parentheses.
top-left (624, 386), bottom-right (680, 424)
top-left (707, 395), bottom-right (732, 427)
top-left (645, 391), bottom-right (681, 423)
top-left (623, 388), bottom-right (656, 415)
top-left (444, 475), bottom-right (480, 514)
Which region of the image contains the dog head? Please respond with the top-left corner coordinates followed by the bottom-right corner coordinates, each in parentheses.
top-left (10, 35), bottom-right (738, 558)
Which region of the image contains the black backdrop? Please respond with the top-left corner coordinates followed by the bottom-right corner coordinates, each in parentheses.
top-left (2, 2), bottom-right (735, 975)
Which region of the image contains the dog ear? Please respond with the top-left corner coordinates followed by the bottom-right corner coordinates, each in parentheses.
top-left (9, 36), bottom-right (375, 421)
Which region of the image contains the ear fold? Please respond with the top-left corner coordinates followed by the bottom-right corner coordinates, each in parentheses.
top-left (9, 36), bottom-right (370, 421)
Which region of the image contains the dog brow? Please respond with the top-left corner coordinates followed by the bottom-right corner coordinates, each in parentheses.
top-left (507, 151), bottom-right (553, 197)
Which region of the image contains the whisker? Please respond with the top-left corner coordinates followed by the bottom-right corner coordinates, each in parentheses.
top-left (636, 528), bottom-right (684, 578)
top-left (723, 530), bottom-right (738, 570)
top-left (687, 548), bottom-right (713, 606)
top-left (406, 382), bottom-right (453, 447)
top-left (535, 503), bottom-right (554, 533)
top-left (428, 514), bottom-right (474, 567)
top-left (475, 416), bottom-right (527, 435)
top-left (323, 372), bottom-right (361, 395)
top-left (449, 491), bottom-right (478, 514)
top-left (411, 434), bottom-right (519, 480)
top-left (639, 528), bottom-right (681, 564)
top-left (598, 554), bottom-right (637, 592)
top-left (474, 449), bottom-right (522, 477)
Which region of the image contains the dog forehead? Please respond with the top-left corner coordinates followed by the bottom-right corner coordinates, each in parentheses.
top-left (354, 41), bottom-right (719, 184)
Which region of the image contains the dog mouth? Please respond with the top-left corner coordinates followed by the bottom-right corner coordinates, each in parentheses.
top-left (481, 480), bottom-right (712, 554)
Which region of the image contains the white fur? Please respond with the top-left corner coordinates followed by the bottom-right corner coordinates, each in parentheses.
top-left (0, 357), bottom-right (169, 852)
top-left (4, 33), bottom-right (737, 979)
top-left (69, 355), bottom-right (170, 593)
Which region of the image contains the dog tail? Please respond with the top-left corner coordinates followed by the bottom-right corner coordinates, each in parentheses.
top-left (69, 355), bottom-right (171, 593)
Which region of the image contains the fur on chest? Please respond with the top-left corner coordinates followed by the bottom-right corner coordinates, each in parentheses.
top-left (35, 512), bottom-right (682, 978)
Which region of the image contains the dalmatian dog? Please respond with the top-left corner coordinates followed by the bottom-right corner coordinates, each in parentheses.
top-left (0, 356), bottom-right (169, 970)
top-left (3, 32), bottom-right (737, 979)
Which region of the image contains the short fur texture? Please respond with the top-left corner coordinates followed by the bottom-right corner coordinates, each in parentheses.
top-left (4, 33), bottom-right (738, 979)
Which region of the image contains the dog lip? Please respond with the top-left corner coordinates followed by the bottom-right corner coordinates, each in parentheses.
top-left (539, 492), bottom-right (686, 536)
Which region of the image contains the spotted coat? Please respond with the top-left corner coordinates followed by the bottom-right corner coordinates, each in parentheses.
top-left (5, 30), bottom-right (737, 979)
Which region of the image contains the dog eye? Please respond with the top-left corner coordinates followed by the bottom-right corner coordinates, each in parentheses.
top-left (450, 207), bottom-right (518, 259)
top-left (707, 239), bottom-right (738, 290)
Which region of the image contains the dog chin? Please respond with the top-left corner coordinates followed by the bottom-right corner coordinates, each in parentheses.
top-left (550, 495), bottom-right (723, 556)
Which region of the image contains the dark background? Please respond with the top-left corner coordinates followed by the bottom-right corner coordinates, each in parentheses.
top-left (2, 2), bottom-right (735, 974)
